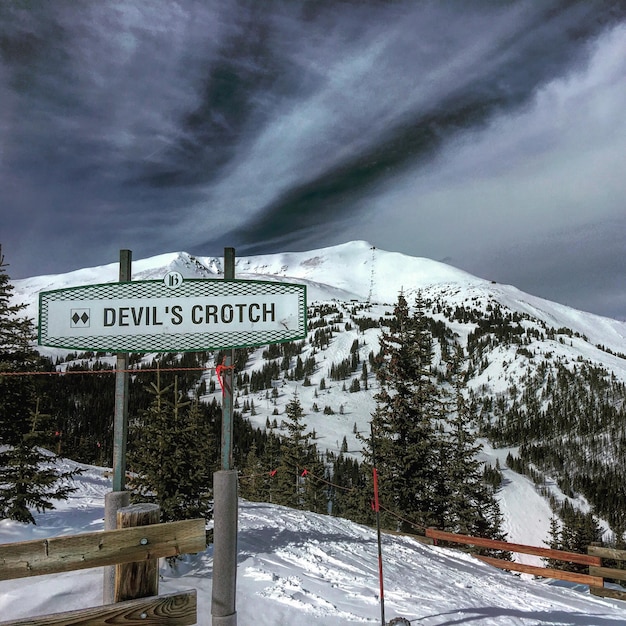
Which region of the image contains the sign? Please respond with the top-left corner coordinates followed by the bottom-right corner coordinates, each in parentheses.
top-left (38, 278), bottom-right (307, 352)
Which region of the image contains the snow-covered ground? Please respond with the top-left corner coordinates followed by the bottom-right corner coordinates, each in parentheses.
top-left (1, 459), bottom-right (625, 625)
top-left (5, 241), bottom-right (626, 622)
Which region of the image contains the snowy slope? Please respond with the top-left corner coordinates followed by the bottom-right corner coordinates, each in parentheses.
top-left (5, 242), bottom-right (626, 622)
top-left (10, 240), bottom-right (626, 559)
top-left (0, 462), bottom-right (625, 625)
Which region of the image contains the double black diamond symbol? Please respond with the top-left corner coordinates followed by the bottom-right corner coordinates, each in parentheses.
top-left (70, 309), bottom-right (90, 328)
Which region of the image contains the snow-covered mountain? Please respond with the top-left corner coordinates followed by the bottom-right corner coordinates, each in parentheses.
top-left (10, 240), bottom-right (626, 559)
top-left (1, 459), bottom-right (625, 625)
top-left (13, 240), bottom-right (626, 355)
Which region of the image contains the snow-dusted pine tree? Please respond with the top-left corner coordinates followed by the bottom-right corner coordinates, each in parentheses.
top-left (0, 246), bottom-right (78, 523)
top-left (0, 400), bottom-right (79, 524)
top-left (128, 373), bottom-right (214, 522)
top-left (274, 392), bottom-right (322, 510)
top-left (433, 347), bottom-right (508, 546)
top-left (365, 292), bottom-right (508, 542)
top-left (366, 291), bottom-right (440, 533)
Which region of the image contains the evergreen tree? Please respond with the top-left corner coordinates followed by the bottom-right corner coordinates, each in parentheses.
top-left (349, 378), bottom-right (361, 392)
top-left (546, 514), bottom-right (562, 559)
top-left (330, 454), bottom-right (370, 523)
top-left (544, 503), bottom-right (603, 573)
top-left (365, 291), bottom-right (439, 532)
top-left (0, 400), bottom-right (79, 523)
top-left (562, 508), bottom-right (603, 567)
top-left (274, 392), bottom-right (320, 509)
top-left (302, 451), bottom-right (328, 514)
top-left (240, 441), bottom-right (266, 502)
top-left (261, 427), bottom-right (282, 504)
top-left (434, 348), bottom-right (507, 544)
top-left (0, 246), bottom-right (38, 446)
top-left (0, 247), bottom-right (78, 523)
top-left (128, 373), bottom-right (214, 522)
top-left (363, 293), bottom-right (508, 542)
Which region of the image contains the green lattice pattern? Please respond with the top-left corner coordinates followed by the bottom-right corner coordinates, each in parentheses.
top-left (42, 279), bottom-right (303, 301)
top-left (40, 328), bottom-right (300, 352)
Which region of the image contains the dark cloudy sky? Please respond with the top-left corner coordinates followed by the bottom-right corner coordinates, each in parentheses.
top-left (1, 1), bottom-right (625, 319)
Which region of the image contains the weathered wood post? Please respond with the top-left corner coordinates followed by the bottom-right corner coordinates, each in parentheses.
top-left (115, 503), bottom-right (161, 602)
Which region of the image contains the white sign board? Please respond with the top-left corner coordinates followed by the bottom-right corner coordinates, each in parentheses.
top-left (39, 278), bottom-right (307, 352)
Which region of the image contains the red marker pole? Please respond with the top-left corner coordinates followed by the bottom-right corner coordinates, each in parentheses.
top-left (371, 424), bottom-right (385, 626)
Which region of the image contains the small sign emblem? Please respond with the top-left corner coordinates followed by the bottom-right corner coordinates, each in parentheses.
top-left (70, 308), bottom-right (90, 328)
top-left (164, 271), bottom-right (184, 289)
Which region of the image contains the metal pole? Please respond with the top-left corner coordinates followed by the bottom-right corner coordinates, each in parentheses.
top-left (371, 423), bottom-right (385, 626)
top-left (212, 246), bottom-right (238, 626)
top-left (104, 249), bottom-right (132, 604)
top-left (112, 248), bottom-right (131, 492)
top-left (211, 471), bottom-right (238, 625)
top-left (220, 351), bottom-right (234, 471)
top-left (221, 247), bottom-right (235, 471)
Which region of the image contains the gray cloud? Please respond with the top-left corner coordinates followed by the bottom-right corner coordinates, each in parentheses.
top-left (1, 1), bottom-right (625, 319)
top-left (476, 219), bottom-right (626, 321)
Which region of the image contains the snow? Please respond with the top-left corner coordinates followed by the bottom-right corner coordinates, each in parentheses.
top-left (6, 240), bottom-right (626, 622)
top-left (478, 443), bottom-right (554, 568)
top-left (1, 460), bottom-right (626, 625)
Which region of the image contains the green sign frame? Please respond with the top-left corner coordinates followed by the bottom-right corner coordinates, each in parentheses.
top-left (39, 278), bottom-right (307, 352)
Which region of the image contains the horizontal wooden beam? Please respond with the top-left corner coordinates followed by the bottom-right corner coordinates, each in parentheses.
top-left (590, 565), bottom-right (626, 583)
top-left (588, 545), bottom-right (626, 561)
top-left (426, 528), bottom-right (601, 567)
top-left (0, 519), bottom-right (206, 581)
top-left (475, 555), bottom-right (604, 587)
top-left (590, 586), bottom-right (626, 602)
top-left (0, 590), bottom-right (197, 626)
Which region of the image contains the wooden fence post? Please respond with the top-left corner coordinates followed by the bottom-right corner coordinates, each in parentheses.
top-left (103, 490), bottom-right (130, 603)
top-left (115, 503), bottom-right (160, 602)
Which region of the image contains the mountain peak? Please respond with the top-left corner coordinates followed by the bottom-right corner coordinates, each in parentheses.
top-left (10, 240), bottom-right (626, 356)
top-left (219, 240), bottom-right (485, 303)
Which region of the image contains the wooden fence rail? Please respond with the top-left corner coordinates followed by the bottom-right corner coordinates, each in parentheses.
top-left (0, 517), bottom-right (206, 625)
top-left (588, 545), bottom-right (626, 602)
top-left (1, 591), bottom-right (197, 626)
top-left (425, 528), bottom-right (607, 590)
top-left (0, 518), bottom-right (206, 581)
